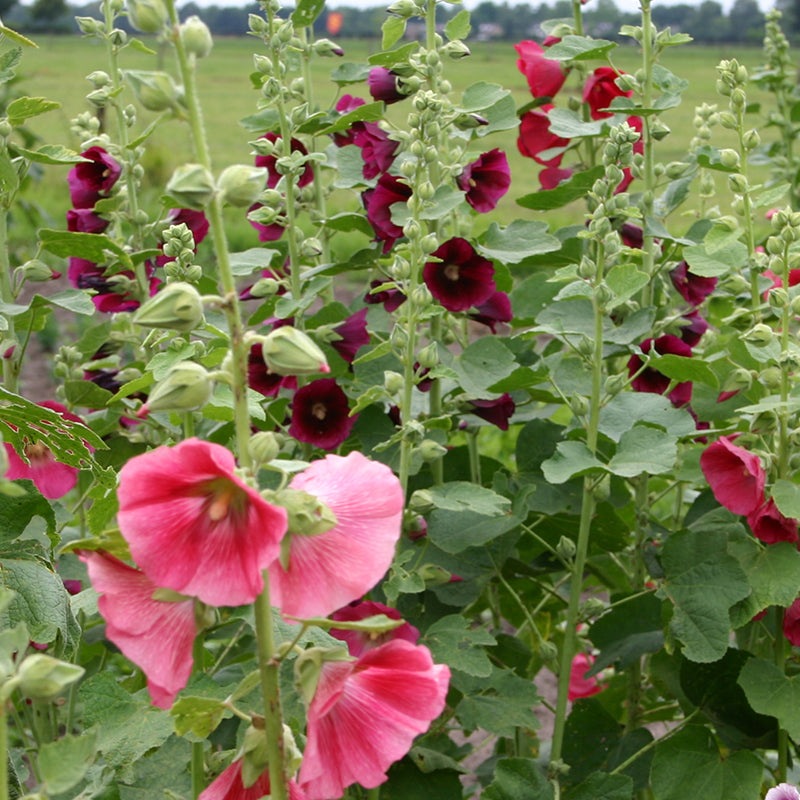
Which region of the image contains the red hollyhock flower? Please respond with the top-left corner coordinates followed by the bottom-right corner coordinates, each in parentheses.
top-left (457, 148), bottom-right (511, 213)
top-left (517, 106), bottom-right (570, 166)
top-left (619, 223), bottom-right (643, 249)
top-left (700, 435), bottom-right (766, 516)
top-left (80, 550), bottom-right (196, 709)
top-left (583, 67), bottom-right (633, 120)
top-left (198, 758), bottom-right (307, 800)
top-left (332, 94), bottom-right (366, 147)
top-left (331, 308), bottom-right (369, 364)
top-left (514, 40), bottom-right (567, 99)
top-left (783, 597), bottom-right (800, 647)
top-left (247, 343), bottom-right (297, 397)
top-left (117, 438), bottom-right (288, 607)
top-left (368, 67), bottom-right (405, 104)
top-left (628, 335), bottom-right (693, 407)
top-left (539, 165), bottom-right (573, 189)
top-left (69, 258), bottom-right (159, 313)
top-left (352, 122), bottom-right (399, 180)
top-left (288, 378), bottom-right (356, 450)
top-left (568, 652), bottom-right (603, 701)
top-left (423, 237), bottom-right (496, 313)
top-left (330, 600), bottom-right (420, 657)
top-left (255, 132), bottom-right (314, 189)
top-left (747, 498), bottom-right (798, 545)
top-left (364, 279), bottom-right (406, 312)
top-left (4, 401), bottom-right (87, 499)
top-left (763, 268), bottom-right (800, 296)
top-left (269, 452), bottom-right (403, 618)
top-left (363, 173), bottom-right (411, 253)
top-left (298, 640), bottom-right (450, 800)
top-left (467, 394), bottom-right (516, 430)
top-left (66, 208), bottom-right (109, 234)
top-left (468, 290), bottom-right (512, 332)
top-left (68, 146), bottom-right (122, 208)
top-left (670, 261), bottom-right (718, 306)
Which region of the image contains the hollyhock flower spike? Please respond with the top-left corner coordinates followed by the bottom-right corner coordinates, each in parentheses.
top-left (423, 237), bottom-right (496, 313)
top-left (700, 435), bottom-right (766, 516)
top-left (269, 452), bottom-right (403, 619)
top-left (330, 600), bottom-right (420, 657)
top-left (117, 438), bottom-right (288, 607)
top-left (68, 145), bottom-right (122, 208)
top-left (255, 132), bottom-right (314, 189)
top-left (514, 40), bottom-right (567, 99)
top-left (298, 639), bottom-right (450, 800)
top-left (288, 378), bottom-right (357, 451)
top-left (457, 149), bottom-right (511, 213)
top-left (80, 551), bottom-right (197, 709)
top-left (766, 785), bottom-right (800, 800)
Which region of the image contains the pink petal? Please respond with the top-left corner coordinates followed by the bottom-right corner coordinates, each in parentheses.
top-left (700, 436), bottom-right (766, 516)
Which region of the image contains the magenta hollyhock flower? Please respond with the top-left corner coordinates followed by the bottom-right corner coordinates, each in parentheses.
top-left (784, 598), bottom-right (800, 647)
top-left (583, 66), bottom-right (633, 120)
top-left (332, 94), bottom-right (366, 147)
top-left (198, 758), bottom-right (307, 800)
top-left (67, 208), bottom-right (109, 234)
top-left (269, 452), bottom-right (402, 618)
top-left (539, 165), bottom-right (573, 190)
top-left (679, 310), bottom-right (708, 348)
top-left (368, 67), bottom-right (404, 104)
top-left (80, 550), bottom-right (196, 709)
top-left (747, 498), bottom-right (798, 545)
top-left (619, 223), bottom-right (643, 249)
top-left (628, 335), bottom-right (693, 407)
top-left (288, 378), bottom-right (356, 450)
top-left (364, 279), bottom-right (406, 312)
top-left (423, 237), bottom-right (496, 313)
top-left (117, 438), bottom-right (288, 608)
top-left (352, 122), bottom-right (399, 180)
top-left (467, 394), bottom-right (516, 430)
top-left (4, 401), bottom-right (86, 499)
top-left (247, 344), bottom-right (297, 397)
top-left (514, 40), bottom-right (567, 99)
top-left (363, 173), bottom-right (411, 252)
top-left (568, 653), bottom-right (603, 701)
top-left (68, 146), bottom-right (122, 208)
top-left (699, 436), bottom-right (766, 516)
top-left (331, 308), bottom-right (369, 364)
top-left (330, 600), bottom-right (420, 657)
top-left (763, 268), bottom-right (800, 296)
top-left (468, 290), bottom-right (512, 332)
top-left (517, 106), bottom-right (570, 166)
top-left (298, 639), bottom-right (450, 800)
top-left (68, 258), bottom-right (159, 313)
top-left (457, 149), bottom-right (511, 213)
top-left (247, 202), bottom-right (284, 242)
top-left (670, 261), bottom-right (718, 306)
top-left (255, 132), bottom-right (314, 189)
top-left (766, 785), bottom-right (800, 800)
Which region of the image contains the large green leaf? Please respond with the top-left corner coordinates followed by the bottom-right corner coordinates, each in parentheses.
top-left (738, 657), bottom-right (800, 741)
top-left (456, 670), bottom-right (540, 737)
top-left (38, 229), bottom-right (129, 263)
top-left (483, 758), bottom-right (553, 800)
top-left (452, 338), bottom-right (517, 396)
top-left (39, 732), bottom-right (97, 794)
top-left (606, 424), bottom-right (678, 477)
top-left (423, 615), bottom-right (496, 677)
top-left (541, 441), bottom-right (604, 484)
top-left (598, 393), bottom-right (696, 442)
top-left (6, 96), bottom-right (59, 125)
top-left (569, 773), bottom-right (633, 800)
top-left (291, 0), bottom-right (325, 26)
top-left (477, 220), bottom-right (560, 264)
top-left (545, 34), bottom-right (616, 61)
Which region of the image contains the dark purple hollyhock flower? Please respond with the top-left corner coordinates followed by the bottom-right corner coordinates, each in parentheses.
top-left (679, 310), bottom-right (708, 347)
top-left (414, 362), bottom-right (434, 392)
top-left (331, 308), bottom-right (370, 364)
top-left (423, 237), bottom-right (496, 313)
top-left (467, 394), bottom-right (516, 430)
top-left (352, 123), bottom-right (398, 180)
top-left (363, 173), bottom-right (411, 253)
top-left (628, 334), bottom-right (693, 407)
top-left (67, 208), bottom-right (109, 234)
top-left (619, 223), bottom-right (643, 249)
top-left (255, 132), bottom-right (314, 189)
top-left (289, 378), bottom-right (357, 450)
top-left (247, 202), bottom-right (284, 242)
top-left (156, 208), bottom-right (210, 266)
top-left (457, 149), bottom-right (511, 213)
top-left (368, 67), bottom-right (404, 104)
top-left (84, 368), bottom-right (124, 394)
top-left (670, 261), bottom-right (718, 306)
top-left (68, 146), bottom-right (122, 209)
top-left (468, 291), bottom-right (512, 332)
top-left (364, 279), bottom-right (406, 313)
top-left (332, 95), bottom-right (366, 148)
top-left (69, 258), bottom-right (159, 313)
top-left (248, 343), bottom-right (297, 397)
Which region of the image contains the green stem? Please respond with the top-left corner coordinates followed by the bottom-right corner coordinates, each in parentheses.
top-left (0, 209), bottom-right (17, 392)
top-left (775, 608), bottom-right (788, 782)
top-left (467, 429), bottom-right (481, 486)
top-left (639, 0), bottom-right (657, 306)
top-left (191, 636), bottom-right (206, 798)
top-left (0, 704), bottom-right (7, 800)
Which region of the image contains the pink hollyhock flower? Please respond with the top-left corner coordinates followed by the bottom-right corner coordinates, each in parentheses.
top-left (670, 261), bottom-right (718, 306)
top-left (298, 639), bottom-right (450, 799)
top-left (288, 378), bottom-right (356, 451)
top-left (568, 652), bottom-right (603, 701)
top-left (679, 310), bottom-right (708, 348)
top-left (255, 132), bottom-right (314, 189)
top-left (247, 344), bottom-right (297, 397)
top-left (117, 438), bottom-right (288, 607)
top-left (269, 452), bottom-right (402, 618)
top-left (457, 149), bottom-right (511, 213)
top-left (330, 600), bottom-right (420, 657)
top-left (767, 784), bottom-right (800, 800)
top-left (368, 67), bottom-right (405, 104)
top-left (700, 436), bottom-right (766, 516)
top-left (4, 401), bottom-right (87, 499)
top-left (467, 394), bottom-right (516, 430)
top-left (364, 279), bottom-right (406, 312)
top-left (540, 165), bottom-right (573, 189)
top-left (628, 335), bottom-right (694, 408)
top-left (68, 146), bottom-right (122, 208)
top-left (517, 106), bottom-right (570, 166)
top-left (515, 40), bottom-right (567, 99)
top-left (363, 173), bottom-right (410, 252)
top-left (80, 550), bottom-right (196, 708)
top-left (423, 237), bottom-right (496, 313)
top-left (468, 290), bottom-right (512, 332)
top-left (747, 498), bottom-right (798, 545)
top-left (67, 208), bottom-right (109, 234)
top-left (784, 598), bottom-right (800, 647)
top-left (583, 67), bottom-right (632, 120)
top-left (331, 308), bottom-right (370, 364)
top-left (199, 758), bottom-right (307, 800)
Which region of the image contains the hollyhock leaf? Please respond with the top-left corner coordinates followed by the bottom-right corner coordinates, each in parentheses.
top-left (318, 101), bottom-right (383, 134)
top-left (683, 240), bottom-right (748, 278)
top-left (694, 145), bottom-right (740, 173)
top-left (427, 482), bottom-right (511, 516)
top-left (545, 34), bottom-right (616, 61)
top-left (518, 166), bottom-right (604, 210)
top-left (367, 42), bottom-right (417, 67)
top-left (291, 0), bottom-right (325, 26)
top-left (771, 479), bottom-right (800, 519)
top-left (424, 614), bottom-right (496, 677)
top-left (459, 81), bottom-right (510, 113)
top-left (483, 757), bottom-right (552, 800)
top-left (477, 221), bottom-right (560, 264)
top-left (456, 670), bottom-right (540, 737)
top-left (228, 247), bottom-right (282, 277)
top-left (548, 108), bottom-right (606, 138)
top-left (392, 186), bottom-right (464, 225)
top-left (6, 95), bottom-right (59, 125)
top-left (651, 725), bottom-right (763, 800)
top-left (0, 477), bottom-right (56, 543)
top-left (570, 773), bottom-right (634, 800)
top-left (39, 229), bottom-right (128, 262)
top-left (754, 182), bottom-right (789, 209)
top-left (541, 441), bottom-right (605, 484)
top-left (39, 732), bottom-right (97, 794)
top-left (323, 211), bottom-right (374, 236)
top-left (445, 9), bottom-right (471, 40)
top-left (171, 696), bottom-right (228, 739)
top-left (598, 393), bottom-right (696, 442)
top-left (605, 264), bottom-right (649, 305)
top-left (427, 507), bottom-right (519, 553)
top-left (382, 15), bottom-right (406, 48)
top-left (15, 144), bottom-right (89, 165)
top-left (35, 289), bottom-right (95, 316)
top-left (658, 529), bottom-right (750, 663)
top-left (329, 62), bottom-right (372, 85)
top-left (63, 379), bottom-right (114, 409)
top-left (453, 338), bottom-right (516, 396)
top-left (739, 659), bottom-right (800, 741)
top-left (382, 759), bottom-right (463, 799)
top-left (645, 353), bottom-right (718, 388)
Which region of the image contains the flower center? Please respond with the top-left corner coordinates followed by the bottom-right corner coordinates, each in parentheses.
top-left (311, 402), bottom-right (328, 421)
top-left (24, 442), bottom-right (50, 463)
top-left (202, 479), bottom-right (246, 523)
top-left (444, 263), bottom-right (460, 281)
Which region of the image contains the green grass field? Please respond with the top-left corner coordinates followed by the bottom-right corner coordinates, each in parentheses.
top-left (13, 33), bottom-right (780, 244)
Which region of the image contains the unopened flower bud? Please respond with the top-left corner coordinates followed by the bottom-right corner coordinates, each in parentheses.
top-left (18, 259), bottom-right (56, 282)
top-left (539, 640), bottom-right (558, 664)
top-left (387, 0), bottom-right (418, 17)
top-left (166, 163), bottom-right (215, 210)
top-left (109, 28), bottom-right (128, 46)
top-left (300, 237), bottom-right (323, 258)
top-left (744, 323), bottom-right (775, 346)
top-left (442, 40), bottom-right (470, 59)
top-left (217, 164), bottom-right (267, 208)
top-left (260, 327), bottom-right (329, 376)
top-left (650, 119), bottom-right (670, 140)
top-left (75, 16), bottom-right (105, 35)
top-left (248, 278), bottom-right (281, 298)
top-left (760, 365), bottom-right (783, 389)
top-left (124, 70), bottom-right (181, 112)
top-left (17, 654), bottom-right (84, 701)
top-left (133, 282), bottom-right (204, 332)
top-left (140, 361), bottom-right (213, 416)
top-left (126, 0), bottom-right (168, 32)
top-left (268, 488), bottom-right (337, 538)
top-left (743, 129), bottom-right (760, 150)
top-left (417, 439), bottom-right (447, 462)
top-left (181, 15), bottom-right (213, 58)
top-left (717, 111), bottom-right (736, 129)
top-left (718, 149), bottom-right (740, 169)
top-left (417, 342), bottom-right (438, 369)
top-left (248, 432), bottom-right (281, 466)
top-left (312, 38), bottom-right (344, 57)
top-left (722, 367), bottom-right (752, 393)
top-left (453, 112), bottom-right (488, 130)
top-left (556, 535), bottom-right (577, 562)
top-left (384, 371), bottom-right (404, 395)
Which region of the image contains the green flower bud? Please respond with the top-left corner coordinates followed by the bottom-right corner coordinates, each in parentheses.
top-left (17, 654), bottom-right (84, 701)
top-left (217, 164), bottom-right (268, 208)
top-left (75, 16), bottom-right (105, 35)
top-left (760, 365), bottom-right (783, 389)
top-left (418, 439), bottom-right (447, 462)
top-left (743, 129), bottom-right (760, 150)
top-left (18, 259), bottom-right (56, 282)
top-left (418, 564), bottom-right (451, 586)
top-left (260, 327), bottom-right (329, 376)
top-left (387, 0), bottom-right (419, 17)
top-left (268, 487), bottom-right (337, 538)
top-left (384, 371), bottom-right (404, 396)
top-left (417, 342), bottom-right (438, 369)
top-left (442, 40), bottom-right (470, 59)
top-left (744, 323), bottom-right (776, 346)
top-left (126, 0), bottom-right (168, 33)
top-left (295, 646), bottom-right (351, 704)
top-left (650, 119), bottom-right (670, 141)
top-left (722, 367), bottom-right (752, 393)
top-left (109, 28), bottom-right (128, 47)
top-left (408, 489), bottom-right (434, 515)
top-left (166, 163), bottom-right (215, 210)
top-left (312, 38), bottom-right (344, 57)
top-left (248, 431), bottom-right (281, 466)
top-left (728, 173), bottom-right (748, 193)
top-left (556, 535), bottom-right (577, 562)
top-left (247, 277), bottom-right (281, 298)
top-left (181, 15), bottom-right (213, 58)
top-left (717, 111), bottom-right (736, 129)
top-left (539, 640), bottom-right (558, 665)
top-left (124, 70), bottom-right (181, 112)
top-left (133, 282), bottom-right (204, 332)
top-left (718, 148), bottom-right (740, 169)
top-left (142, 362), bottom-right (213, 415)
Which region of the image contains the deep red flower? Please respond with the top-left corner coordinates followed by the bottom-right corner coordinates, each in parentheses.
top-left (539, 165), bottom-right (573, 189)
top-left (517, 106), bottom-right (570, 166)
top-left (352, 122), bottom-right (399, 180)
top-left (468, 290), bottom-right (512, 332)
top-left (363, 173), bottom-right (411, 253)
top-left (763, 268), bottom-right (800, 296)
top-left (467, 394), bottom-right (515, 430)
top-left (117, 438), bottom-right (288, 607)
top-left (423, 238), bottom-right (496, 313)
top-left (679, 310), bottom-right (708, 347)
top-left (628, 335), bottom-right (693, 407)
top-left (670, 261), bottom-right (718, 306)
top-left (68, 146), bottom-right (122, 208)
top-left (247, 343), bottom-right (297, 397)
top-left (66, 208), bottom-right (109, 234)
top-left (619, 223), bottom-right (643, 249)
top-left (255, 132), bottom-right (314, 189)
top-left (515, 40), bottom-right (567, 99)
top-left (783, 598), bottom-right (800, 646)
top-left (330, 600), bottom-right (420, 657)
top-left (568, 653), bottom-right (603, 701)
top-left (364, 279), bottom-right (406, 312)
top-left (457, 148), bottom-right (511, 213)
top-left (700, 435), bottom-right (766, 516)
top-left (331, 308), bottom-right (369, 364)
top-left (747, 498), bottom-right (798, 545)
top-left (247, 202), bottom-right (284, 242)
top-left (68, 258), bottom-right (158, 313)
top-left (332, 94), bottom-right (366, 148)
top-left (288, 378), bottom-right (356, 450)
top-left (583, 66), bottom-right (632, 120)
top-left (368, 67), bottom-right (405, 104)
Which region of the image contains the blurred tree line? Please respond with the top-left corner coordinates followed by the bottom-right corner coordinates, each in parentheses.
top-left (0, 0), bottom-right (772, 45)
